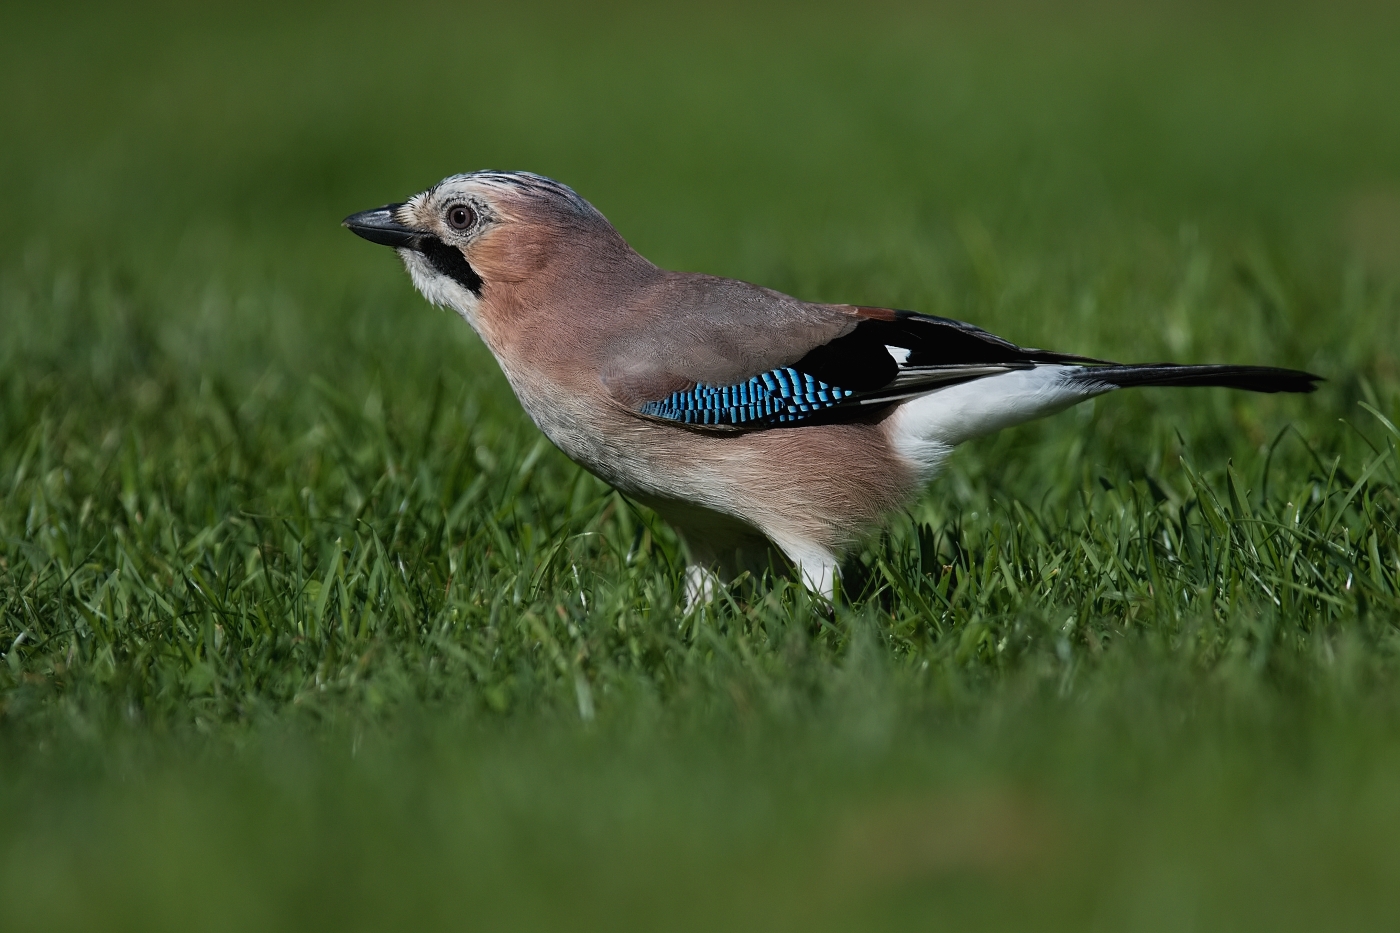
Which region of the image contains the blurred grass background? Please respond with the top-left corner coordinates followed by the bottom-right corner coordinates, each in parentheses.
top-left (3, 1), bottom-right (1400, 930)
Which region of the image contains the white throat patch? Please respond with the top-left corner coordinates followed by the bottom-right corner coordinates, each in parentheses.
top-left (400, 249), bottom-right (482, 332)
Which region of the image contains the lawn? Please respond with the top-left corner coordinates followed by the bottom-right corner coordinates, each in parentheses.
top-left (3, 1), bottom-right (1400, 929)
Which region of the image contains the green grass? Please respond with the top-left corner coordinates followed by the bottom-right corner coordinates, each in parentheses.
top-left (3, 1), bottom-right (1400, 929)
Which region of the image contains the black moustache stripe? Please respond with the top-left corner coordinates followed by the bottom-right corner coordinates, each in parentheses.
top-left (419, 236), bottom-right (483, 296)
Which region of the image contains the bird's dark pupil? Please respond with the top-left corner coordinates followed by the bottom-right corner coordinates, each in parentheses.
top-left (450, 207), bottom-right (471, 229)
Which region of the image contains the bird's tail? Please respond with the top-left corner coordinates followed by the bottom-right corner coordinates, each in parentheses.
top-left (1067, 363), bottom-right (1321, 394)
top-left (888, 362), bottom-right (1321, 471)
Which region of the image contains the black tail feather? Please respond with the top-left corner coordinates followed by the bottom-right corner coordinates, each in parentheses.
top-left (1072, 364), bottom-right (1321, 394)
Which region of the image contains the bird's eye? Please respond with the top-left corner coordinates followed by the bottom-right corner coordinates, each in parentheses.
top-left (446, 204), bottom-right (476, 231)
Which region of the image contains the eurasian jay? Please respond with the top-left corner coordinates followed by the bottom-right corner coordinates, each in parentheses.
top-left (344, 171), bottom-right (1319, 602)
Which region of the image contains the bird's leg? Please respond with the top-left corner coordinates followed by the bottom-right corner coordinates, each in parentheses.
top-left (796, 559), bottom-right (839, 601)
top-left (683, 564), bottom-right (723, 608)
top-left (649, 501), bottom-right (774, 608)
top-left (673, 530), bottom-right (739, 610)
top-left (801, 560), bottom-right (839, 600)
top-left (771, 538), bottom-right (840, 602)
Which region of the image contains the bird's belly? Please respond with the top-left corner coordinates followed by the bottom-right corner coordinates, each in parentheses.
top-left (526, 404), bottom-right (702, 499)
top-left (518, 392), bottom-right (921, 551)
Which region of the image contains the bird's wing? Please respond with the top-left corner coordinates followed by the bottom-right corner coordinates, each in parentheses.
top-left (604, 282), bottom-right (1105, 431)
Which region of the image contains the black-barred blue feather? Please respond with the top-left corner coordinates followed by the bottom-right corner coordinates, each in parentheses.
top-left (640, 367), bottom-right (855, 427)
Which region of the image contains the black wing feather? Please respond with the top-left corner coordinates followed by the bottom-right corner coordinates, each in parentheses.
top-left (637, 309), bottom-right (1318, 431)
top-left (793, 311), bottom-right (1103, 391)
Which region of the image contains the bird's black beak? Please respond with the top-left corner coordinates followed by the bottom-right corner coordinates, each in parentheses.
top-left (342, 204), bottom-right (421, 248)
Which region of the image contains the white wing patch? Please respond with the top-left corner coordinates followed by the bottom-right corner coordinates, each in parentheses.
top-left (878, 344), bottom-right (1028, 396)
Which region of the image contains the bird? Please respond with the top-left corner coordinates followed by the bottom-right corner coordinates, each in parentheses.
top-left (344, 171), bottom-right (1320, 604)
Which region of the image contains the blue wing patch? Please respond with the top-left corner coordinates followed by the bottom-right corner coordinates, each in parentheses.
top-left (639, 367), bottom-right (855, 427)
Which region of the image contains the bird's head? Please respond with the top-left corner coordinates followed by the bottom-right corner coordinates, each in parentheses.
top-left (343, 171), bottom-right (646, 343)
